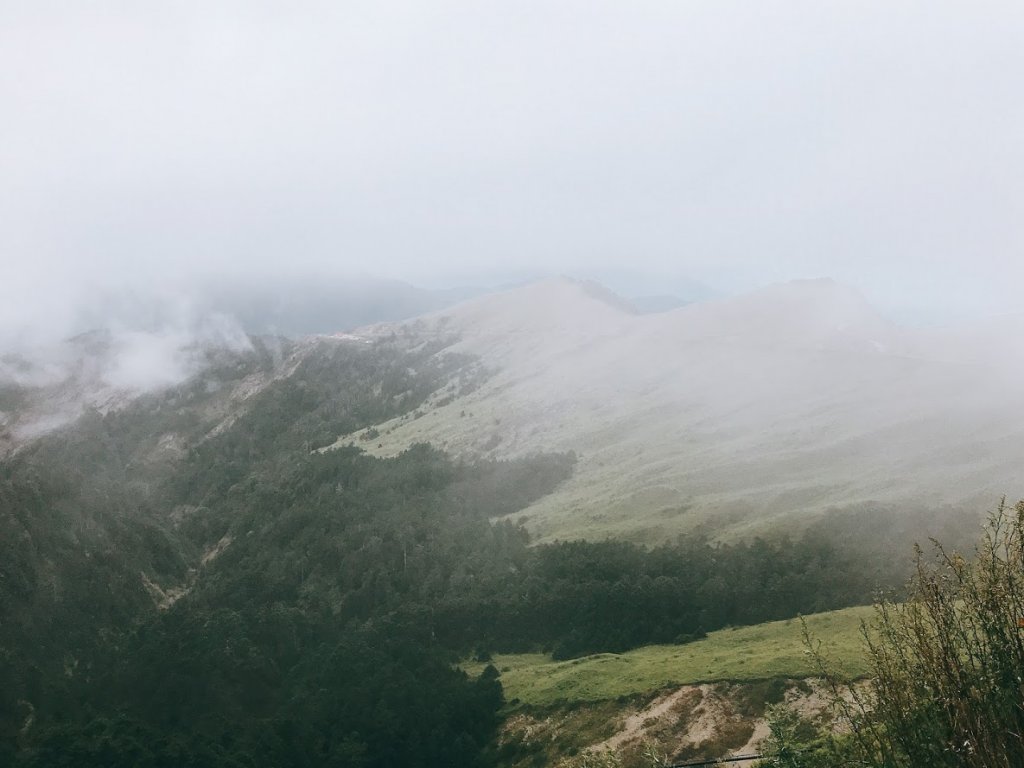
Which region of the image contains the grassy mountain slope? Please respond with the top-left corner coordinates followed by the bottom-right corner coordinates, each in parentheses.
top-left (465, 605), bottom-right (871, 708)
top-left (327, 277), bottom-right (1024, 542)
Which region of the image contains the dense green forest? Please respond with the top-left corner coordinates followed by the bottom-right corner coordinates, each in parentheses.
top-left (0, 337), bottom-right (982, 766)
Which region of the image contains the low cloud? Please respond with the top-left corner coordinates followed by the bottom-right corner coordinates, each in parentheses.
top-left (0, 288), bottom-right (253, 446)
top-left (99, 310), bottom-right (253, 392)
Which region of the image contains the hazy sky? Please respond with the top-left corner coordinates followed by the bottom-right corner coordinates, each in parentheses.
top-left (3, 1), bottom-right (1024, 336)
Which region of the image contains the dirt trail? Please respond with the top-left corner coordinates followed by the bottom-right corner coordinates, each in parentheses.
top-left (592, 686), bottom-right (701, 752)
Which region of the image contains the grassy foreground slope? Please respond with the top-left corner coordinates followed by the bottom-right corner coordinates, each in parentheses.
top-left (465, 605), bottom-right (873, 708)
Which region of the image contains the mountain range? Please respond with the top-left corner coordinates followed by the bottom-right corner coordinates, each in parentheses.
top-left (5, 276), bottom-right (1022, 543)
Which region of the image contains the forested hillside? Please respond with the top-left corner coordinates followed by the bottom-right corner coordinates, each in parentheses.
top-left (0, 334), bottom-right (983, 766)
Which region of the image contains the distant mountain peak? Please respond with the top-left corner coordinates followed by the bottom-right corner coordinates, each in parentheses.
top-left (425, 276), bottom-right (635, 326)
top-left (676, 278), bottom-right (889, 346)
top-left (573, 279), bottom-right (639, 315)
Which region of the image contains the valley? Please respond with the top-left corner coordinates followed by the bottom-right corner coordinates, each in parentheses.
top-left (0, 278), bottom-right (1011, 767)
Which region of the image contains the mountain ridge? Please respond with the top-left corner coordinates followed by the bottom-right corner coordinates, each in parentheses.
top-left (326, 276), bottom-right (1024, 541)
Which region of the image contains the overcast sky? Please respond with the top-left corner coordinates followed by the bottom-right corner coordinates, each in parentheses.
top-left (3, 0), bottom-right (1024, 339)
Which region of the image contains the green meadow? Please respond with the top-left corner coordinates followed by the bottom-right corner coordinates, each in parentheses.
top-left (464, 605), bottom-right (874, 708)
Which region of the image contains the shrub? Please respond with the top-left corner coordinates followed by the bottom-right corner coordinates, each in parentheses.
top-left (787, 498), bottom-right (1024, 768)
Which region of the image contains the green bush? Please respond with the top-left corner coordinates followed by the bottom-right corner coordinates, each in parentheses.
top-left (782, 499), bottom-right (1024, 768)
